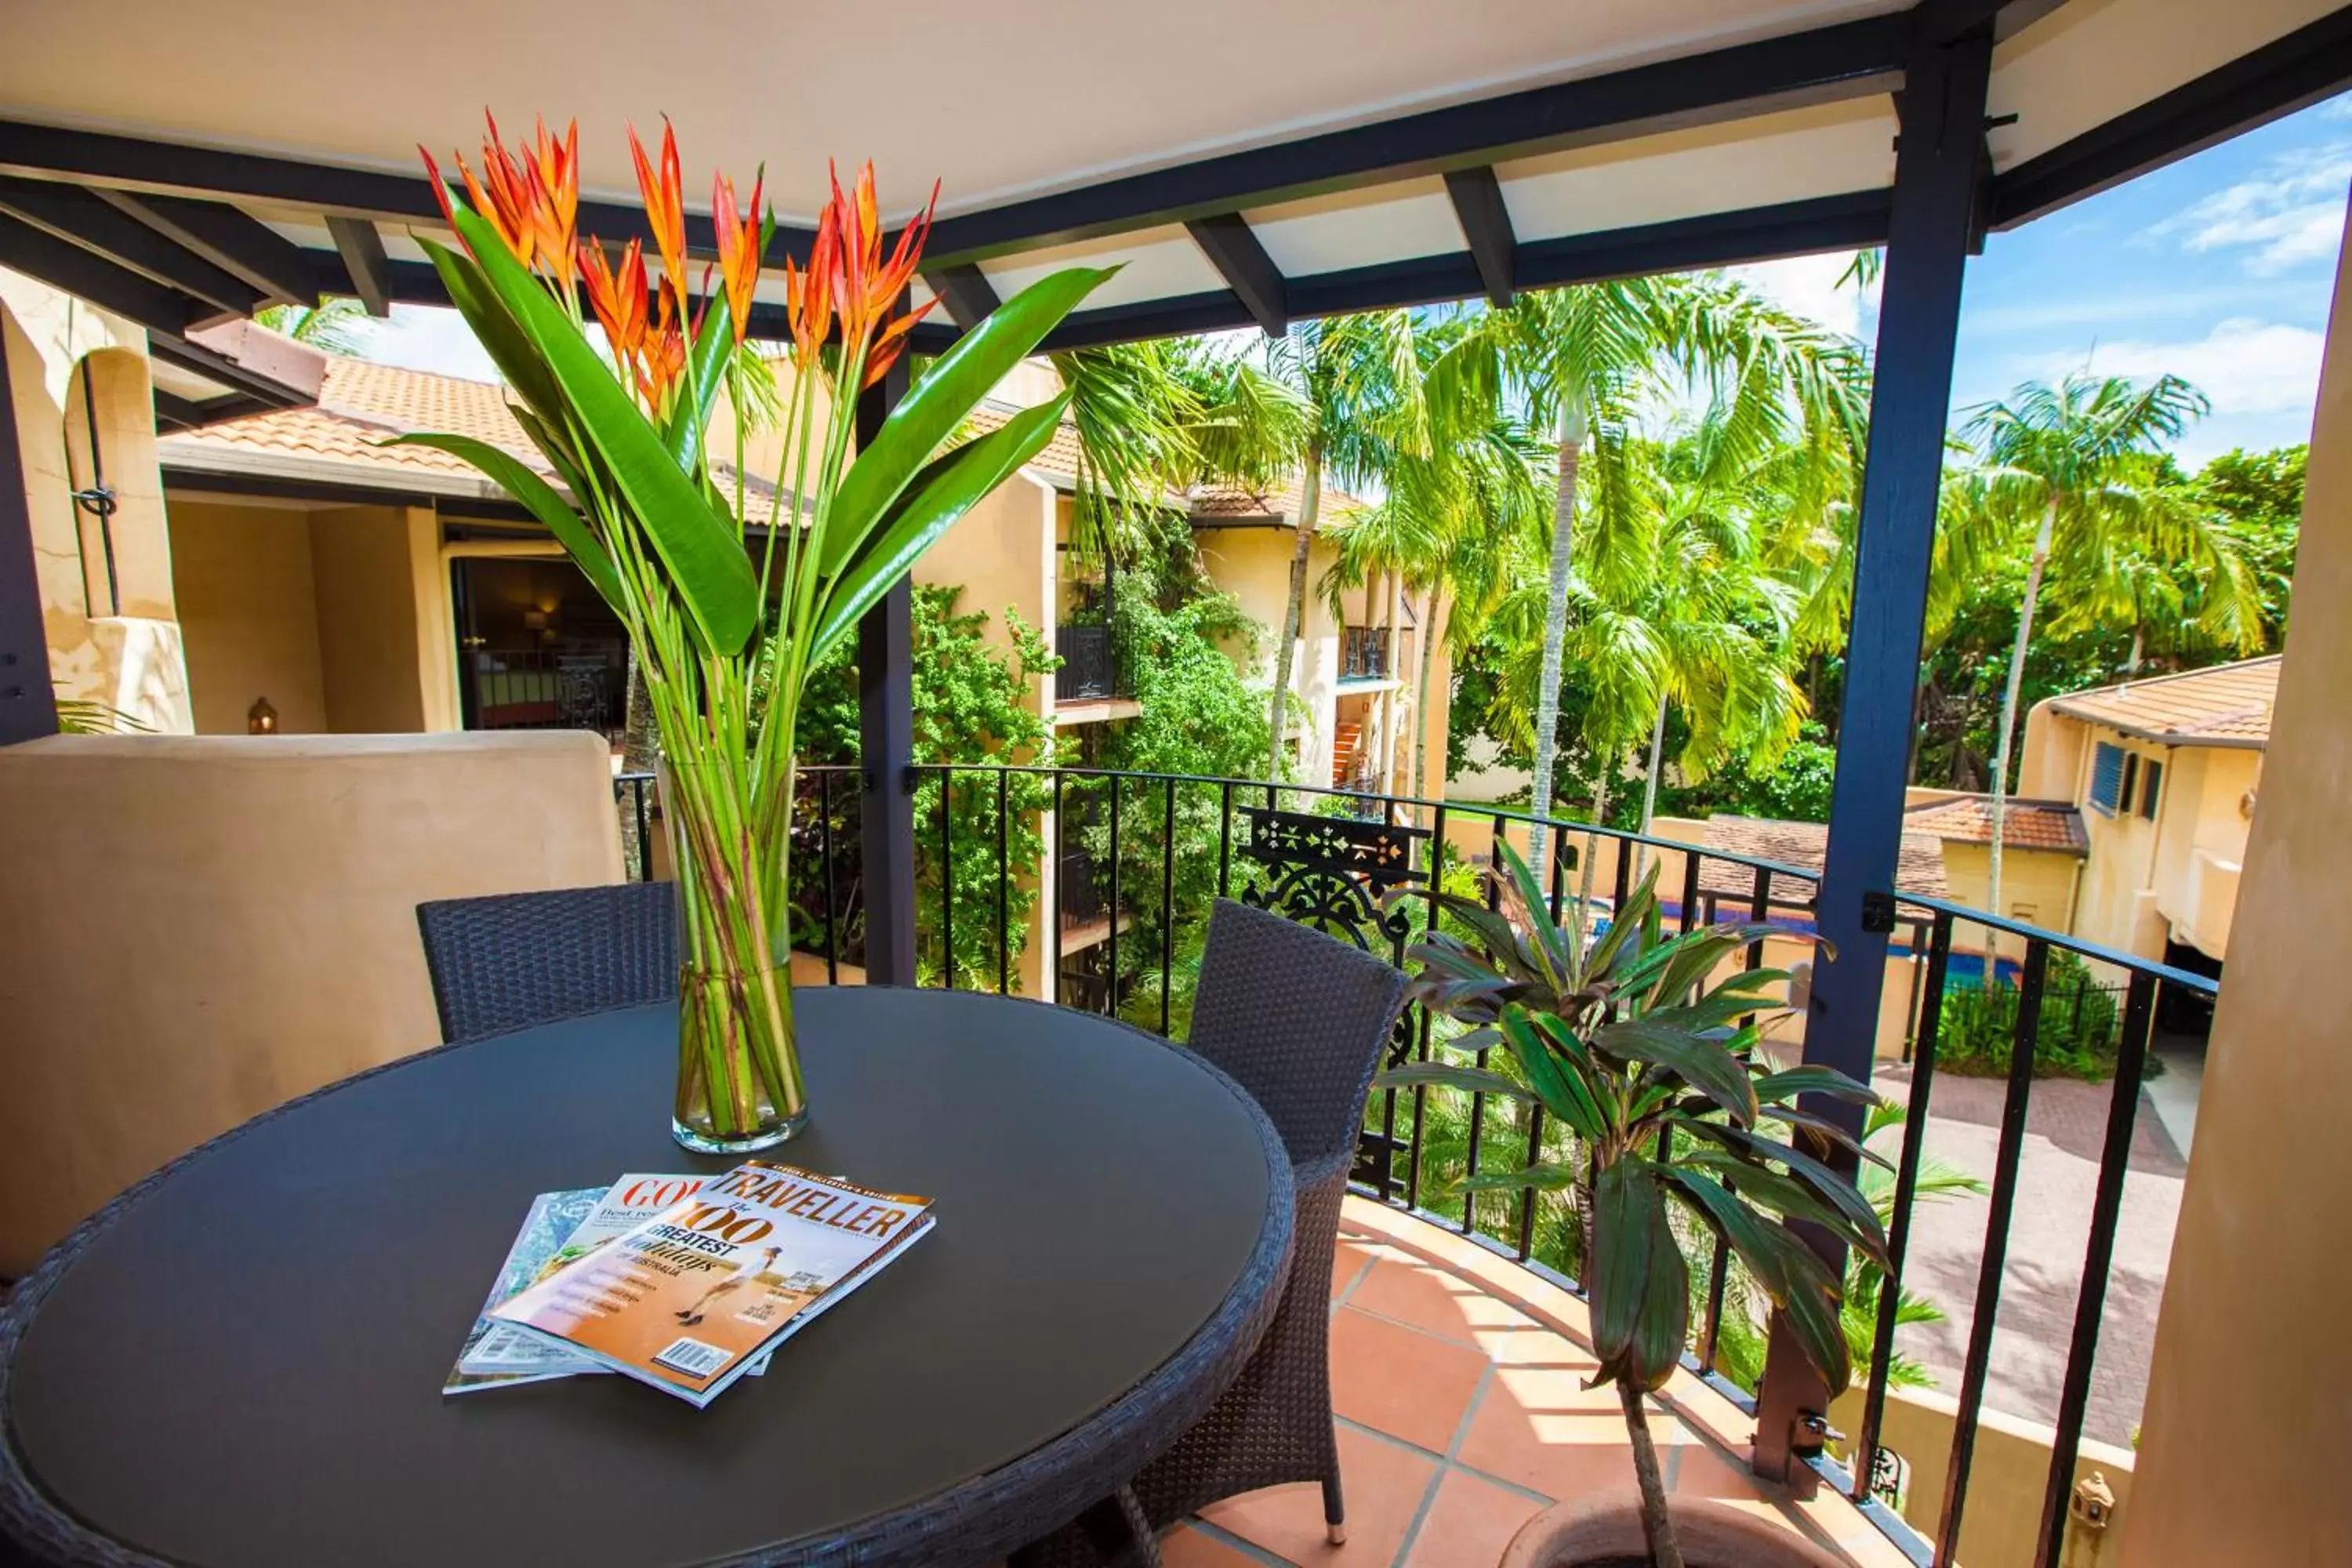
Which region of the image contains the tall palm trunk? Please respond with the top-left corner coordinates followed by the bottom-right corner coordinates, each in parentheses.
top-left (1986, 496), bottom-right (2058, 946)
top-left (1528, 399), bottom-right (1587, 881)
top-left (1412, 586), bottom-right (1447, 811)
top-left (1577, 758), bottom-right (1614, 913)
top-left (1267, 444), bottom-right (1323, 783)
top-left (1635, 691), bottom-right (1668, 880)
top-left (1381, 568), bottom-right (1405, 792)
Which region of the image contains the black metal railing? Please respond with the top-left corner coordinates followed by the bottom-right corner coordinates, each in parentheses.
top-left (1339, 625), bottom-right (1390, 681)
top-left (606, 764), bottom-right (2209, 1567)
top-left (1054, 623), bottom-right (1121, 701)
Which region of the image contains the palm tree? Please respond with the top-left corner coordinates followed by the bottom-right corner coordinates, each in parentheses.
top-left (1457, 275), bottom-right (1865, 877)
top-left (255, 298), bottom-right (373, 355)
top-left (1940, 372), bottom-right (2259, 924)
top-left (1229, 314), bottom-right (1432, 782)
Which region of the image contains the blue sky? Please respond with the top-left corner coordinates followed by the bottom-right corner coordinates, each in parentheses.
top-left (364, 93), bottom-right (2352, 472)
top-left (1734, 92), bottom-right (2352, 468)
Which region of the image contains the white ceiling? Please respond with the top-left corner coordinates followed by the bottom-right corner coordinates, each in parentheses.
top-left (0, 0), bottom-right (1903, 222)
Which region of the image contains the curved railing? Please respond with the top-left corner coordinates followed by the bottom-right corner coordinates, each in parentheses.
top-left (610, 764), bottom-right (2213, 1568)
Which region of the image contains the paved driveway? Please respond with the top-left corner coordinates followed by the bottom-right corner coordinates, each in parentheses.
top-left (1872, 1061), bottom-right (2190, 1449)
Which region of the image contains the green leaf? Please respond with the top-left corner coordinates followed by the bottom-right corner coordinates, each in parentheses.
top-left (1758, 1104), bottom-right (1893, 1171)
top-left (824, 267), bottom-right (1112, 582)
top-left (1627, 1195), bottom-right (1690, 1390)
top-left (1675, 1147), bottom-right (1884, 1267)
top-left (1587, 1159), bottom-right (1659, 1374)
top-left (809, 394), bottom-right (1071, 664)
top-left (446, 201), bottom-right (758, 655)
top-left (666, 292), bottom-right (736, 477)
top-left (1500, 1007), bottom-right (1607, 1142)
top-left (1755, 1065), bottom-right (1881, 1106)
top-left (1374, 1062), bottom-right (1529, 1101)
top-left (416, 237), bottom-right (564, 423)
top-left (380, 434), bottom-right (626, 613)
top-left (1680, 1123), bottom-right (1888, 1265)
top-left (1592, 1016), bottom-right (1759, 1126)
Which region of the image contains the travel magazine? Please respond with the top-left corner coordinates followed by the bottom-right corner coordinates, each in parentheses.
top-left (476, 1161), bottom-right (933, 1408)
top-left (448, 1173), bottom-right (779, 1392)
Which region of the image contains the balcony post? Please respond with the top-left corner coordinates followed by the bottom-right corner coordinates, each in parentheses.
top-left (1750, 18), bottom-right (1990, 1483)
top-left (0, 326), bottom-right (59, 745)
top-left (856, 357), bottom-right (917, 985)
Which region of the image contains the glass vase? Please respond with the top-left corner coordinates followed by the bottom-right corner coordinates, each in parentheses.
top-left (659, 760), bottom-right (808, 1153)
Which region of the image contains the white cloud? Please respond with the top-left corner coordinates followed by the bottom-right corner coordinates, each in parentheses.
top-left (2147, 143), bottom-right (2352, 274)
top-left (1725, 252), bottom-right (1876, 339)
top-left (360, 303), bottom-right (503, 382)
top-left (2021, 318), bottom-right (2325, 416)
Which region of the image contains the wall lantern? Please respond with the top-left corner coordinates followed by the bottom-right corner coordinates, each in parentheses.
top-left (247, 696), bottom-right (279, 735)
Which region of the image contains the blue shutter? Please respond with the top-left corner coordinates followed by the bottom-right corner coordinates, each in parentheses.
top-left (2089, 742), bottom-right (2125, 815)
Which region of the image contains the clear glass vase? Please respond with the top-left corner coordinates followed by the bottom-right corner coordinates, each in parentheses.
top-left (660, 760), bottom-right (808, 1153)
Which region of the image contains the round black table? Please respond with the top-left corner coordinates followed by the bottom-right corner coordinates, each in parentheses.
top-left (0, 988), bottom-right (1294, 1567)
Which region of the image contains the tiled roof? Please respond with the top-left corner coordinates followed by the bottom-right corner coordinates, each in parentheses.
top-left (961, 400), bottom-right (1364, 524)
top-left (960, 401), bottom-right (1094, 492)
top-left (159, 350), bottom-right (777, 513)
top-left (1904, 795), bottom-right (2088, 854)
top-left (1695, 815), bottom-right (1948, 901)
top-left (2046, 655), bottom-right (2280, 749)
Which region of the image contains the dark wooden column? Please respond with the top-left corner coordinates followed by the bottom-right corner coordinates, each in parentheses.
top-left (855, 357), bottom-right (917, 986)
top-left (0, 326), bottom-right (58, 745)
top-left (1751, 20), bottom-right (1991, 1482)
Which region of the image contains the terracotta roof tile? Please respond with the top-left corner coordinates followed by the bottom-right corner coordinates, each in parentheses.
top-left (960, 401), bottom-right (1091, 490)
top-left (1904, 796), bottom-right (2088, 854)
top-left (1189, 475), bottom-right (1367, 524)
top-left (2046, 655), bottom-right (2279, 748)
top-left (1695, 815), bottom-right (1947, 901)
top-left (160, 354), bottom-right (776, 512)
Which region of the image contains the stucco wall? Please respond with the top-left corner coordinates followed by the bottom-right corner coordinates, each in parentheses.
top-left (1194, 523), bottom-right (1344, 782)
top-left (0, 731), bottom-right (625, 1274)
top-left (2122, 203), bottom-right (2352, 1564)
top-left (1936, 840), bottom-right (2083, 960)
top-left (1830, 1382), bottom-right (2134, 1568)
top-left (309, 503), bottom-right (440, 732)
top-left (169, 497), bottom-right (330, 734)
top-left (2, 269), bottom-right (191, 731)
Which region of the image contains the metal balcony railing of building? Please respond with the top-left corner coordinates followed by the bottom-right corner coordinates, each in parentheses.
top-left (1339, 626), bottom-right (1391, 681)
top-left (608, 763), bottom-right (2212, 1568)
top-left (1053, 622), bottom-right (1121, 702)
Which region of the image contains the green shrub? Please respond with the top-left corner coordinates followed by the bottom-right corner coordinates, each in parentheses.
top-left (1933, 952), bottom-right (2144, 1080)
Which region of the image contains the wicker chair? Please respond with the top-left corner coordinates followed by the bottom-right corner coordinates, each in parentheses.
top-left (415, 882), bottom-right (677, 1044)
top-left (1025, 898), bottom-right (1409, 1566)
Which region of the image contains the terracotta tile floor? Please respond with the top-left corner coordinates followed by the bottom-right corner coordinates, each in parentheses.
top-left (1157, 1199), bottom-right (1911, 1568)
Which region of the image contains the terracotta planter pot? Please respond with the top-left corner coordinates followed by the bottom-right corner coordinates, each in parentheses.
top-left (1499, 1492), bottom-right (1845, 1568)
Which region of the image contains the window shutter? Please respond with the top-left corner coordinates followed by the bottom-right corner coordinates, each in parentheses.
top-left (2089, 742), bottom-right (2125, 815)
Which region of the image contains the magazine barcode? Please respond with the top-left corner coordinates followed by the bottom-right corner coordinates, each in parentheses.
top-left (652, 1337), bottom-right (730, 1379)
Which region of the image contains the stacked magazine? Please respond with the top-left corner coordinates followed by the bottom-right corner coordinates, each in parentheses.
top-left (446, 1162), bottom-right (933, 1408)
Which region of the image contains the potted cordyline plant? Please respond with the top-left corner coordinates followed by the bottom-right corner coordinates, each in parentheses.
top-left (1381, 843), bottom-right (1887, 1568)
top-left (405, 116), bottom-right (1104, 1150)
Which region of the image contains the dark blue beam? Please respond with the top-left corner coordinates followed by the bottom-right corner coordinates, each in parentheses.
top-left (0, 178), bottom-right (260, 324)
top-left (326, 215), bottom-right (391, 317)
top-left (0, 299), bottom-right (56, 745)
top-left (96, 189), bottom-right (314, 305)
top-left (920, 13), bottom-right (1907, 266)
top-left (0, 210), bottom-right (194, 333)
top-left (922, 264), bottom-right (1001, 331)
top-left (856, 356), bottom-right (918, 986)
top-left (1185, 213), bottom-right (1288, 336)
top-left (1751, 24), bottom-right (1992, 1484)
top-left (1444, 167), bottom-right (1517, 307)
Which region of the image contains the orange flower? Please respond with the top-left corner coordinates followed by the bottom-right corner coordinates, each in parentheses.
top-left (629, 119), bottom-right (690, 303)
top-left (637, 278), bottom-right (688, 413)
top-left (712, 167), bottom-right (764, 348)
top-left (822, 162), bottom-right (938, 354)
top-left (419, 112), bottom-right (577, 287)
top-left (781, 223), bottom-right (837, 371)
top-left (579, 238), bottom-right (649, 370)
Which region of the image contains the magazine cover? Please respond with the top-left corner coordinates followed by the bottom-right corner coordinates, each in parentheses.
top-left (489, 1160), bottom-right (934, 1408)
top-left (443, 1186), bottom-right (603, 1396)
top-left (456, 1173), bottom-right (775, 1385)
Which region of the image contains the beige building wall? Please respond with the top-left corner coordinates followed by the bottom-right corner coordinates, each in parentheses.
top-left (1194, 523), bottom-right (1345, 782)
top-left (307, 503), bottom-right (454, 733)
top-left (1934, 840), bottom-right (2084, 962)
top-left (0, 731), bottom-right (624, 1275)
top-left (2122, 204), bottom-right (2352, 1565)
top-left (2, 269), bottom-right (191, 731)
top-left (169, 498), bottom-right (330, 734)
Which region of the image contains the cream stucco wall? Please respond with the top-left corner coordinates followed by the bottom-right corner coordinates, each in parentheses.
top-left (2122, 203), bottom-right (2352, 1565)
top-left (169, 497), bottom-right (330, 733)
top-left (1935, 840), bottom-right (2084, 961)
top-left (2, 268), bottom-right (191, 731)
top-left (1194, 523), bottom-right (1345, 782)
top-left (2035, 710), bottom-right (2260, 964)
top-left (308, 503), bottom-right (453, 733)
top-left (0, 731), bottom-right (624, 1274)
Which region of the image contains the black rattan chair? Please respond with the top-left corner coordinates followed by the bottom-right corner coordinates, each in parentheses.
top-left (415, 882), bottom-right (676, 1044)
top-left (1024, 898), bottom-right (1409, 1565)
